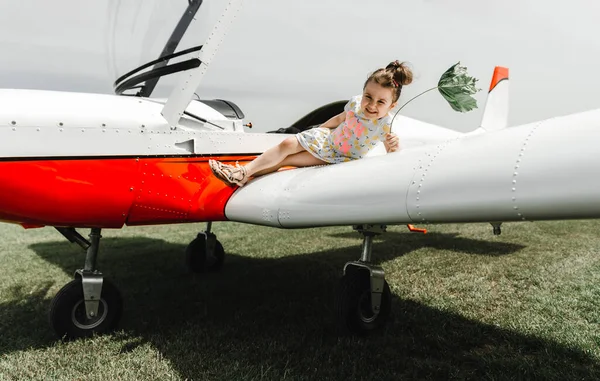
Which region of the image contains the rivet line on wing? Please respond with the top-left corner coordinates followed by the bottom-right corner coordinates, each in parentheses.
top-left (512, 122), bottom-right (541, 221)
top-left (415, 138), bottom-right (457, 223)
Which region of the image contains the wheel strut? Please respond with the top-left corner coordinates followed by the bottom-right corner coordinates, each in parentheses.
top-left (343, 224), bottom-right (387, 315)
top-left (68, 228), bottom-right (104, 319)
top-left (51, 227), bottom-right (123, 339)
top-left (202, 222), bottom-right (218, 257)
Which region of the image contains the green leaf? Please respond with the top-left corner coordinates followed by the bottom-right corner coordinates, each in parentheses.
top-left (391, 61), bottom-right (482, 126)
top-left (437, 62), bottom-right (481, 112)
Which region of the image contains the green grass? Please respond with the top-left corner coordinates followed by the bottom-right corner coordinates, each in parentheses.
top-left (0, 220), bottom-right (599, 380)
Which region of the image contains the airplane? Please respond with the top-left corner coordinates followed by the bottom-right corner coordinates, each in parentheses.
top-left (2, 0), bottom-right (600, 341)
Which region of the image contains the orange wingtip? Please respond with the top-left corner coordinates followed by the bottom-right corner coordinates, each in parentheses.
top-left (407, 224), bottom-right (427, 234)
top-left (489, 66), bottom-right (509, 92)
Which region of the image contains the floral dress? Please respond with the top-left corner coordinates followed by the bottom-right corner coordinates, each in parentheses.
top-left (296, 95), bottom-right (392, 163)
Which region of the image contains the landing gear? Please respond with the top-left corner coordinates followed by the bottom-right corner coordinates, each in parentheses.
top-left (491, 222), bottom-right (502, 235)
top-left (335, 225), bottom-right (392, 335)
top-left (49, 277), bottom-right (122, 340)
top-left (51, 228), bottom-right (123, 340)
top-left (185, 222), bottom-right (225, 273)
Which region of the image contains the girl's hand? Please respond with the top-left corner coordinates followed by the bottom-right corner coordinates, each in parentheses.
top-left (384, 133), bottom-right (400, 152)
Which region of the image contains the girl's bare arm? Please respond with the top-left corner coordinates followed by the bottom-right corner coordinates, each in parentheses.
top-left (320, 111), bottom-right (346, 129)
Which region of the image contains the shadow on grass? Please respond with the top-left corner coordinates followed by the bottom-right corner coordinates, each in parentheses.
top-left (0, 234), bottom-right (596, 379)
top-left (0, 282), bottom-right (57, 353)
top-left (330, 231), bottom-right (526, 258)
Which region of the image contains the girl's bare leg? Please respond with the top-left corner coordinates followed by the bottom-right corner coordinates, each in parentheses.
top-left (244, 137), bottom-right (305, 177)
top-left (209, 136), bottom-right (312, 186)
top-left (252, 151), bottom-right (328, 177)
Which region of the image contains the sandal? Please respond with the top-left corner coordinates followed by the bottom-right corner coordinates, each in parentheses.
top-left (209, 160), bottom-right (248, 187)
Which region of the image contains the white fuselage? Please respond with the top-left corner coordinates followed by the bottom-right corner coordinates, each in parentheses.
top-left (0, 89), bottom-right (286, 157)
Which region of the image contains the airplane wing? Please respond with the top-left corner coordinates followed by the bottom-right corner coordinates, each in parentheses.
top-left (224, 65), bottom-right (600, 227)
top-left (225, 108), bottom-right (600, 227)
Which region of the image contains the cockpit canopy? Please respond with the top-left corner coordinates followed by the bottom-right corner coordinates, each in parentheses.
top-left (106, 0), bottom-right (224, 98)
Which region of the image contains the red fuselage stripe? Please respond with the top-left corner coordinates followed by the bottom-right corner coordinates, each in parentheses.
top-left (0, 155), bottom-right (255, 228)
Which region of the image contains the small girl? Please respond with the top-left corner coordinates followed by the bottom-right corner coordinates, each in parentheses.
top-left (210, 60), bottom-right (413, 187)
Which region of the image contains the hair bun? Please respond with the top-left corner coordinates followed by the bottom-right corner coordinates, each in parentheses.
top-left (363, 60), bottom-right (414, 102)
top-left (385, 60), bottom-right (413, 86)
top-left (385, 60), bottom-right (401, 71)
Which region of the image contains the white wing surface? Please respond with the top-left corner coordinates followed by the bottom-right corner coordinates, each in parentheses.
top-left (225, 109), bottom-right (600, 227)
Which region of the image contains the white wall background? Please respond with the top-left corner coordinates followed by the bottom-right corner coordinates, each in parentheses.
top-left (0, 0), bottom-right (598, 132)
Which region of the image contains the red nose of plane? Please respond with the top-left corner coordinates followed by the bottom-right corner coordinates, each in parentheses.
top-left (0, 159), bottom-right (136, 228)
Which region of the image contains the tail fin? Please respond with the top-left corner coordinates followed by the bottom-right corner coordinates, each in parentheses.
top-left (480, 66), bottom-right (509, 131)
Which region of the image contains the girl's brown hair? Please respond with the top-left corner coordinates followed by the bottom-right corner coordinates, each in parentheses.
top-left (364, 60), bottom-right (413, 102)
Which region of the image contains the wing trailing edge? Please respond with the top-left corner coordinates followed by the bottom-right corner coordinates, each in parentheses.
top-left (480, 66), bottom-right (509, 131)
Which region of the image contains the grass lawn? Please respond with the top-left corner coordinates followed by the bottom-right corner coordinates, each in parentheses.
top-left (0, 219), bottom-right (599, 380)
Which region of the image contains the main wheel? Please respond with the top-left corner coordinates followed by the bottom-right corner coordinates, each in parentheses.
top-left (49, 278), bottom-right (123, 340)
top-left (335, 269), bottom-right (391, 336)
top-left (185, 233), bottom-right (225, 273)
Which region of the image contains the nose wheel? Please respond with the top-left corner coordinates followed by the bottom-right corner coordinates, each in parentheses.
top-left (49, 276), bottom-right (122, 340)
top-left (50, 228), bottom-right (123, 340)
top-left (335, 225), bottom-right (392, 335)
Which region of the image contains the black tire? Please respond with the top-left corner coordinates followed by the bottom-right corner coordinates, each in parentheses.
top-left (335, 269), bottom-right (391, 336)
top-left (49, 278), bottom-right (123, 340)
top-left (185, 234), bottom-right (225, 273)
